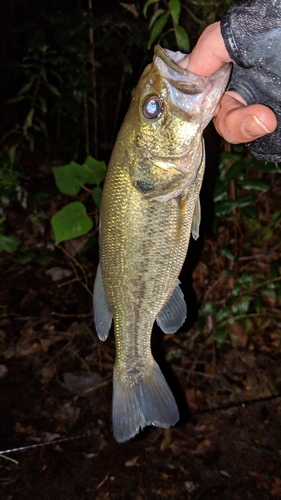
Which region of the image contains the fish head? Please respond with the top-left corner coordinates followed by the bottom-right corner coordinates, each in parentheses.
top-left (126, 46), bottom-right (231, 200)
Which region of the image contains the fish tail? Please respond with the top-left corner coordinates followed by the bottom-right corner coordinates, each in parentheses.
top-left (112, 361), bottom-right (179, 443)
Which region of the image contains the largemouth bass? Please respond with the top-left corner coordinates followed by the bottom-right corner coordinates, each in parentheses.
top-left (94, 46), bottom-right (230, 443)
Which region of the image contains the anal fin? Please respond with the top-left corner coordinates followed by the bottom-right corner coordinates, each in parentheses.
top-left (156, 279), bottom-right (186, 334)
top-left (93, 264), bottom-right (113, 341)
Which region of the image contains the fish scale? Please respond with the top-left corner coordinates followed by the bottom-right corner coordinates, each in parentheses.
top-left (93, 46), bottom-right (231, 442)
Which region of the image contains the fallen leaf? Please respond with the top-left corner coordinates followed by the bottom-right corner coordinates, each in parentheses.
top-left (45, 267), bottom-right (72, 281)
top-left (271, 477), bottom-right (281, 496)
top-left (0, 364), bottom-right (8, 379)
top-left (125, 456), bottom-right (139, 467)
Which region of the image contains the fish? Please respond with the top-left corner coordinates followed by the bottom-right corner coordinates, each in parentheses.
top-left (93, 46), bottom-right (231, 443)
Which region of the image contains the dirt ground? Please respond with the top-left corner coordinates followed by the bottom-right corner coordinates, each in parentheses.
top-left (0, 160), bottom-right (281, 499)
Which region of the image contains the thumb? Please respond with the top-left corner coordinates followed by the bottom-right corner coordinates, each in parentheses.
top-left (178, 22), bottom-right (231, 77)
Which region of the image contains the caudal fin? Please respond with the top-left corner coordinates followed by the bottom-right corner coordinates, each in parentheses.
top-left (112, 361), bottom-right (179, 443)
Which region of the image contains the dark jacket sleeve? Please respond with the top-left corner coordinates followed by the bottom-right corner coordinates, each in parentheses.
top-left (220, 0), bottom-right (281, 162)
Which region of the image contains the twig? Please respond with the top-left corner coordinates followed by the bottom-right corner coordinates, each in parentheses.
top-left (40, 340), bottom-right (72, 373)
top-left (95, 475), bottom-right (109, 491)
top-left (52, 312), bottom-right (93, 318)
top-left (84, 378), bottom-right (111, 394)
top-left (58, 245), bottom-right (93, 299)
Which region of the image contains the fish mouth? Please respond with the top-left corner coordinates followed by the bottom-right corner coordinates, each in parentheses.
top-left (153, 45), bottom-right (231, 125)
top-left (154, 45), bottom-right (193, 77)
top-left (154, 45), bottom-right (206, 95)
top-left (154, 44), bottom-right (230, 87)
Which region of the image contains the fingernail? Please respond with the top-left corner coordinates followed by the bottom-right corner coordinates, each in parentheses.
top-left (241, 115), bottom-right (271, 138)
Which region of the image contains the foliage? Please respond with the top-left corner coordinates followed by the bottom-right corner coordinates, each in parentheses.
top-left (5, 46), bottom-right (62, 152)
top-left (51, 156), bottom-right (106, 244)
top-left (196, 148), bottom-right (281, 346)
top-left (0, 217), bottom-right (20, 253)
top-left (0, 149), bottom-right (21, 207)
top-left (51, 201), bottom-right (93, 245)
top-left (0, 148), bottom-right (21, 253)
top-left (144, 0), bottom-right (190, 51)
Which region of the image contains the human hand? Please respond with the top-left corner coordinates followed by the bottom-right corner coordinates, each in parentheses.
top-left (178, 22), bottom-right (277, 144)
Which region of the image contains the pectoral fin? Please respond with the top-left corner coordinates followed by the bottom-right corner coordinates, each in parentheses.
top-left (156, 280), bottom-right (187, 334)
top-left (93, 264), bottom-right (113, 341)
top-left (191, 197), bottom-right (201, 240)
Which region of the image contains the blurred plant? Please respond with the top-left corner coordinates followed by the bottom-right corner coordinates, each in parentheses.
top-left (4, 45), bottom-right (62, 152)
top-left (198, 271), bottom-right (281, 347)
top-left (143, 0), bottom-right (235, 52)
top-left (144, 0), bottom-right (190, 51)
top-left (0, 147), bottom-right (22, 209)
top-left (0, 146), bottom-right (21, 253)
top-left (0, 216), bottom-right (20, 253)
top-left (213, 149), bottom-right (279, 227)
top-left (197, 148), bottom-right (281, 346)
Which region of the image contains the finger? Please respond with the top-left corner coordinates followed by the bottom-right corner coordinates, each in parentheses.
top-left (178, 22), bottom-right (231, 76)
top-left (213, 92), bottom-right (277, 144)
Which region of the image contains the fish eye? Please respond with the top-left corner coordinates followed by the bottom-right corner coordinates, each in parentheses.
top-left (142, 95), bottom-right (164, 119)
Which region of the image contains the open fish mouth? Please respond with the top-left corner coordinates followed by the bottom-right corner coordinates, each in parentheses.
top-left (154, 45), bottom-right (207, 93)
top-left (153, 45), bottom-right (231, 119)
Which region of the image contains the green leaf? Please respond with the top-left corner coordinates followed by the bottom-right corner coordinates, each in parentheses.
top-left (148, 9), bottom-right (166, 29)
top-left (243, 317), bottom-right (253, 334)
top-left (169, 0), bottom-right (181, 25)
top-left (211, 326), bottom-right (226, 346)
top-left (166, 348), bottom-right (183, 361)
top-left (17, 75), bottom-right (37, 96)
top-left (250, 160), bottom-right (280, 173)
top-left (242, 206), bottom-right (258, 219)
top-left (0, 234), bottom-right (20, 253)
top-left (253, 296), bottom-right (262, 313)
top-left (38, 95), bottom-right (47, 114)
top-left (52, 161), bottom-right (88, 195)
top-left (224, 162), bottom-right (244, 182)
top-left (148, 12), bottom-right (170, 49)
top-left (8, 145), bottom-right (18, 166)
top-left (241, 179), bottom-right (269, 192)
top-left (261, 287), bottom-right (276, 300)
top-left (83, 156), bottom-right (106, 185)
top-left (215, 199), bottom-right (237, 216)
top-left (231, 296), bottom-right (251, 315)
top-left (220, 247), bottom-right (235, 261)
top-left (51, 202), bottom-right (93, 245)
top-left (216, 308), bottom-right (229, 323)
top-left (202, 301), bottom-right (217, 314)
top-left (7, 95), bottom-right (31, 104)
top-left (213, 184), bottom-right (228, 202)
top-left (44, 82), bottom-right (61, 97)
top-left (174, 25), bottom-right (190, 52)
top-left (26, 132), bottom-right (35, 152)
top-left (25, 108), bottom-right (34, 129)
top-left (235, 195), bottom-right (255, 208)
top-left (92, 186), bottom-right (103, 207)
top-left (143, 0), bottom-right (159, 18)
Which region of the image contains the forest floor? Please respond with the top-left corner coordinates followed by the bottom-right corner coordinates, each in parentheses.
top-left (0, 156), bottom-right (281, 500)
